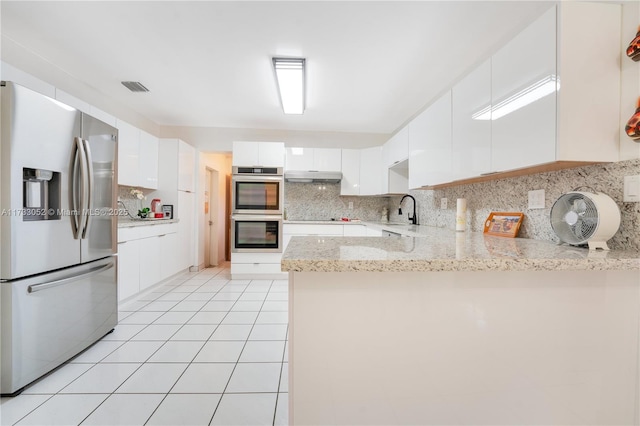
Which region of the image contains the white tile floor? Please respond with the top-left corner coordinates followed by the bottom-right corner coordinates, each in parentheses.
top-left (0, 264), bottom-right (289, 426)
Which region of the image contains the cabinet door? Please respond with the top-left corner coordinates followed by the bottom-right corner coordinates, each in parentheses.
top-left (258, 142), bottom-right (285, 167)
top-left (409, 91), bottom-right (453, 187)
top-left (177, 191), bottom-right (195, 270)
top-left (116, 120), bottom-right (140, 186)
top-left (139, 236), bottom-right (161, 291)
top-left (313, 148), bottom-right (341, 171)
top-left (384, 126), bottom-right (409, 167)
top-left (159, 232), bottom-right (180, 279)
top-left (343, 225), bottom-right (367, 236)
top-left (340, 149), bottom-right (360, 196)
top-left (359, 147), bottom-right (382, 196)
top-left (139, 130), bottom-right (159, 189)
top-left (491, 6), bottom-right (557, 172)
top-left (285, 147), bottom-right (314, 171)
top-left (117, 239), bottom-right (140, 302)
top-left (452, 59), bottom-right (492, 180)
top-left (232, 141), bottom-right (259, 166)
top-left (178, 140), bottom-right (195, 192)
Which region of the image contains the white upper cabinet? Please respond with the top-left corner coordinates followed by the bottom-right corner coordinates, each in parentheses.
top-left (407, 3), bottom-right (620, 187)
top-left (178, 140), bottom-right (195, 192)
top-left (491, 3), bottom-right (620, 173)
top-left (382, 126), bottom-right (409, 167)
top-left (359, 146), bottom-right (382, 196)
top-left (233, 141), bottom-right (285, 167)
top-left (116, 120), bottom-right (159, 189)
top-left (408, 91), bottom-right (453, 188)
top-left (555, 2), bottom-right (620, 162)
top-left (285, 147), bottom-right (341, 171)
top-left (490, 7), bottom-right (557, 172)
top-left (452, 59), bottom-right (492, 181)
top-left (116, 120), bottom-right (140, 187)
top-left (340, 149), bottom-right (360, 196)
top-left (313, 148), bottom-right (342, 171)
top-left (285, 147), bottom-right (314, 171)
top-left (139, 130), bottom-right (159, 190)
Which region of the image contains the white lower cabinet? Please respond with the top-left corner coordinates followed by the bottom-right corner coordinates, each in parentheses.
top-left (117, 223), bottom-right (179, 302)
top-left (230, 253), bottom-right (285, 278)
top-left (160, 232), bottom-right (180, 279)
top-left (117, 238), bottom-right (141, 302)
top-left (139, 237), bottom-right (162, 291)
top-left (343, 225), bottom-right (367, 236)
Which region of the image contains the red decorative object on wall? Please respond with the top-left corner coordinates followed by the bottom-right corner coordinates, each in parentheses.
top-left (627, 26), bottom-right (640, 61)
top-left (625, 97), bottom-right (640, 141)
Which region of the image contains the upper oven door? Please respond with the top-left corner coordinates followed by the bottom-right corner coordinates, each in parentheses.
top-left (232, 175), bottom-right (283, 215)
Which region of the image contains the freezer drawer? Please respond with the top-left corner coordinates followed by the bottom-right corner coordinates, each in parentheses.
top-left (0, 257), bottom-right (117, 395)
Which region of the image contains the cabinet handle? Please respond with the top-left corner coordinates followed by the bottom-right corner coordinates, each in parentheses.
top-left (118, 241), bottom-right (127, 245)
top-left (393, 160), bottom-right (400, 164)
top-left (158, 234), bottom-right (166, 237)
top-left (254, 263), bottom-right (260, 265)
top-left (480, 171), bottom-right (499, 176)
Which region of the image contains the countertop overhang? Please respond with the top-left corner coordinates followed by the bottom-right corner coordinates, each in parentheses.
top-left (281, 225), bottom-right (640, 273)
top-left (118, 218), bottom-right (179, 228)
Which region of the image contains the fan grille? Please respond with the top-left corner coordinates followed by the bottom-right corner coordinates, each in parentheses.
top-left (550, 193), bottom-right (599, 245)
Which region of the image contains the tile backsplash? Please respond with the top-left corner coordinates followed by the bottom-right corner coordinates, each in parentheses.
top-left (283, 159), bottom-right (639, 250)
top-left (117, 186), bottom-right (155, 218)
top-left (389, 158), bottom-right (640, 250)
top-left (284, 183), bottom-right (389, 222)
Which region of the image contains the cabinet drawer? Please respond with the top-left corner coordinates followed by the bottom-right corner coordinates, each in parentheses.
top-left (138, 223), bottom-right (178, 239)
top-left (231, 262), bottom-right (283, 275)
top-left (117, 227), bottom-right (140, 242)
top-left (283, 224), bottom-right (343, 235)
top-left (232, 253), bottom-right (283, 264)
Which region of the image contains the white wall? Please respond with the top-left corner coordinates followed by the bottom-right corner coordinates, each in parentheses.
top-left (620, 1), bottom-right (640, 160)
top-left (196, 152), bottom-right (232, 268)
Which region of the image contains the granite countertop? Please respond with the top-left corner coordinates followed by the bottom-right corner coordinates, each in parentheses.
top-left (118, 218), bottom-right (180, 228)
top-left (284, 220), bottom-right (365, 225)
top-left (281, 225), bottom-right (640, 272)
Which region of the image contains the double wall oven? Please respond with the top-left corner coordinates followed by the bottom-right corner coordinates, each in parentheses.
top-left (231, 167), bottom-right (283, 253)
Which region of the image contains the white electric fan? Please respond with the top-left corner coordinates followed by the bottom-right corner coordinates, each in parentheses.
top-left (549, 190), bottom-right (621, 250)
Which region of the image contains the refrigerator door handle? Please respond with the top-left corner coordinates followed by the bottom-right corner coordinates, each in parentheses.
top-left (70, 137), bottom-right (83, 239)
top-left (81, 138), bottom-right (93, 239)
top-left (75, 137), bottom-right (89, 238)
top-left (27, 262), bottom-right (114, 294)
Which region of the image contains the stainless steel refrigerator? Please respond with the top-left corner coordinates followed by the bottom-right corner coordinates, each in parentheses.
top-left (0, 81), bottom-right (118, 395)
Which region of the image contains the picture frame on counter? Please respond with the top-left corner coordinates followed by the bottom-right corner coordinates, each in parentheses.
top-left (483, 212), bottom-right (524, 238)
top-left (162, 204), bottom-right (173, 219)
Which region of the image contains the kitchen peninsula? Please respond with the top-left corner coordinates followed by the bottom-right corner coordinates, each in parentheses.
top-left (282, 226), bottom-right (640, 425)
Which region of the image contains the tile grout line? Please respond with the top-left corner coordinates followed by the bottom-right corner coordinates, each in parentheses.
top-left (207, 278), bottom-right (276, 426)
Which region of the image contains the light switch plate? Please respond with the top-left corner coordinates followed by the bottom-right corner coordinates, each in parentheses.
top-left (624, 175), bottom-right (640, 202)
top-left (528, 189), bottom-right (545, 209)
top-left (441, 198), bottom-right (448, 209)
top-left (348, 201), bottom-right (354, 209)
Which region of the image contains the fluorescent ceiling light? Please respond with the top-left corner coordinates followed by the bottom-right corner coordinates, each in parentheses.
top-left (273, 57), bottom-right (305, 115)
top-left (472, 75), bottom-right (559, 120)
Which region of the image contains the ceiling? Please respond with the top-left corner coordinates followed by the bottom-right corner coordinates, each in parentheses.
top-left (1, 1), bottom-right (556, 136)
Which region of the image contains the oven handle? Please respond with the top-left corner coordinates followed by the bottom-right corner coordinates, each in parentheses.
top-left (231, 214), bottom-right (283, 221)
top-left (231, 175), bottom-right (283, 182)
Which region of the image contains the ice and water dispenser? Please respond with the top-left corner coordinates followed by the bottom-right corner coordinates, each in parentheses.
top-left (22, 167), bottom-right (61, 220)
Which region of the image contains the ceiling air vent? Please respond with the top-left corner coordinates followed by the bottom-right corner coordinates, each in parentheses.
top-left (121, 81), bottom-right (149, 92)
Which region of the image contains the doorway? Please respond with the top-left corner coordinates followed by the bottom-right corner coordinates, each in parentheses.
top-left (204, 168), bottom-right (220, 267)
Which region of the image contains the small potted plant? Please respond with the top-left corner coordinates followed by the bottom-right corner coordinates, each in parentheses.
top-left (137, 207), bottom-right (150, 219)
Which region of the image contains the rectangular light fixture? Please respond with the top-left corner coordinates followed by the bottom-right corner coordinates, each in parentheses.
top-left (472, 74), bottom-right (559, 120)
top-left (273, 57), bottom-right (305, 115)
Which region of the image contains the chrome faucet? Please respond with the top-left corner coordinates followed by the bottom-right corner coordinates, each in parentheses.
top-left (399, 194), bottom-right (417, 225)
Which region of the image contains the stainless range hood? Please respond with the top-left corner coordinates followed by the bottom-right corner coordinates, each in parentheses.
top-left (284, 170), bottom-right (342, 183)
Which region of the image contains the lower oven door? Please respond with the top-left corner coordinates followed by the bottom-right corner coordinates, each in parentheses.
top-left (231, 215), bottom-right (283, 253)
